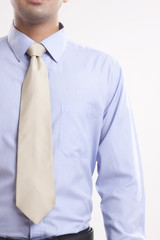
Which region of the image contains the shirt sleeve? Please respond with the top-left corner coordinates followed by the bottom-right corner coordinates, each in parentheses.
top-left (95, 58), bottom-right (146, 240)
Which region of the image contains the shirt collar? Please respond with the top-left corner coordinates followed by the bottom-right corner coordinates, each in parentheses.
top-left (8, 20), bottom-right (67, 63)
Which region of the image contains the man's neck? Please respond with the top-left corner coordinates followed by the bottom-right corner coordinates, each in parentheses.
top-left (13, 16), bottom-right (60, 42)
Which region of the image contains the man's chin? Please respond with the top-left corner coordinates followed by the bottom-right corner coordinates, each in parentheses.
top-left (20, 9), bottom-right (50, 25)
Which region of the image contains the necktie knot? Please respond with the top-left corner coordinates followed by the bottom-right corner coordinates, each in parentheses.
top-left (27, 43), bottom-right (46, 57)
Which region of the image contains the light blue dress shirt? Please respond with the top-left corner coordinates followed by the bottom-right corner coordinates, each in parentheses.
top-left (0, 20), bottom-right (145, 240)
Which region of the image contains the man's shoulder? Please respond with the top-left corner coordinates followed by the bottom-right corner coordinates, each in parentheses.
top-left (66, 38), bottom-right (122, 69)
top-left (66, 38), bottom-right (109, 60)
top-left (0, 35), bottom-right (7, 42)
top-left (0, 35), bottom-right (8, 47)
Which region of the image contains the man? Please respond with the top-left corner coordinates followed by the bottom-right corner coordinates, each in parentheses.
top-left (0, 0), bottom-right (145, 240)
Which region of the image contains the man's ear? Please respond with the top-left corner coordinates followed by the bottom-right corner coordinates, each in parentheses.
top-left (63, 0), bottom-right (68, 2)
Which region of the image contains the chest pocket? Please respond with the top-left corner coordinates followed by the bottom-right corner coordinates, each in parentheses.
top-left (59, 102), bottom-right (102, 158)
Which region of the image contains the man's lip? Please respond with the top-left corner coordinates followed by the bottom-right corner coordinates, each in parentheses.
top-left (28, 0), bottom-right (45, 3)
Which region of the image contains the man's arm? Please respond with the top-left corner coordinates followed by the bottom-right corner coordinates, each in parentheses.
top-left (95, 59), bottom-right (145, 240)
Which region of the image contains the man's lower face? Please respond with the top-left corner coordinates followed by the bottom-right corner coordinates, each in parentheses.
top-left (12, 0), bottom-right (62, 22)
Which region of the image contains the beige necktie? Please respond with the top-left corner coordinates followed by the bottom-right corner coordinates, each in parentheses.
top-left (16, 43), bottom-right (56, 225)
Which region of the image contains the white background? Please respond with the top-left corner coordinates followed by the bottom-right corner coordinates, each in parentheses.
top-left (0, 0), bottom-right (159, 239)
